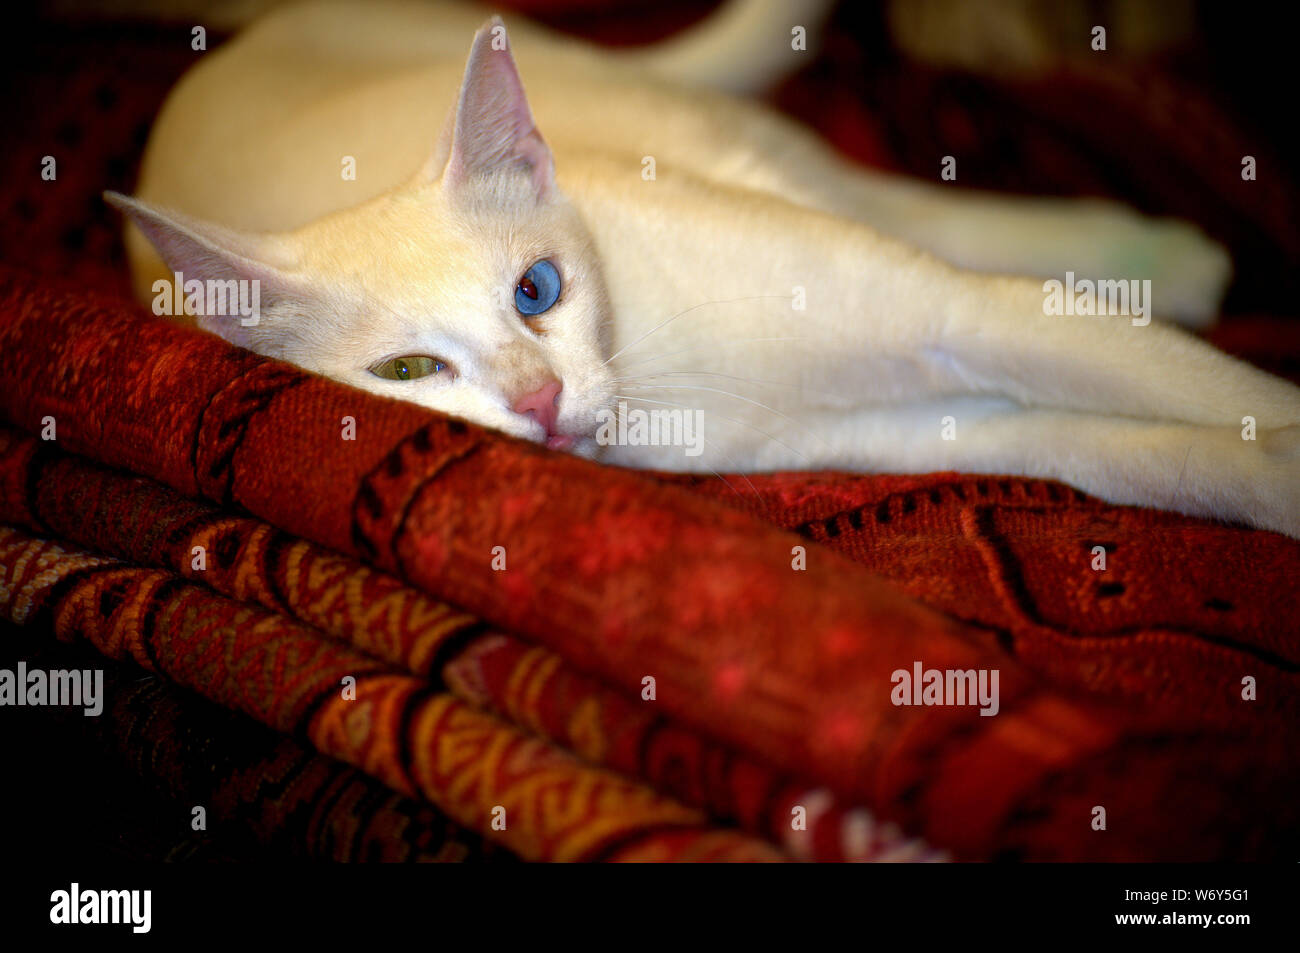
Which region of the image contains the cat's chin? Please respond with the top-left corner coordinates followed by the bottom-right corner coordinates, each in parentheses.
top-left (564, 436), bottom-right (601, 460)
top-left (518, 430), bottom-right (597, 458)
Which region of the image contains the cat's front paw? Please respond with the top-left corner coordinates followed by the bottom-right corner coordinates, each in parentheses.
top-left (1130, 219), bottom-right (1232, 330)
top-left (1247, 425), bottom-right (1300, 538)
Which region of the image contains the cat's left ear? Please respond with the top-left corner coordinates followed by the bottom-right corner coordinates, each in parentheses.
top-left (105, 191), bottom-right (304, 349)
top-left (429, 17), bottom-right (555, 199)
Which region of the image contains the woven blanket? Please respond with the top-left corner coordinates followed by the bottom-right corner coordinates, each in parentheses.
top-left (2, 1), bottom-right (1297, 862)
top-left (1, 267), bottom-right (1297, 861)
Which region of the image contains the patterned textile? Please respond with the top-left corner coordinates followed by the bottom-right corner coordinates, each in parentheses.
top-left (2, 2), bottom-right (1297, 863)
top-left (2, 630), bottom-right (512, 862)
top-left (1, 269), bottom-right (1297, 862)
top-left (0, 422), bottom-right (910, 861)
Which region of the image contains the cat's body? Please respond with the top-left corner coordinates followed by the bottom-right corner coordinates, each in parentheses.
top-left (113, 0), bottom-right (1300, 537)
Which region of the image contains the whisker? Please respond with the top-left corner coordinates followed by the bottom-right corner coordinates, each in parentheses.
top-left (615, 383), bottom-right (828, 449)
top-left (611, 397), bottom-right (760, 501)
top-left (697, 456), bottom-right (747, 503)
top-left (611, 370), bottom-right (792, 387)
top-left (611, 336), bottom-right (807, 374)
top-left (613, 394), bottom-right (810, 463)
top-left (601, 296), bottom-right (793, 367)
top-left (611, 369), bottom-right (846, 403)
top-left (697, 436), bottom-right (762, 502)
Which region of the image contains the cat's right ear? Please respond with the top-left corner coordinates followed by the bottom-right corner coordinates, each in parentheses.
top-left (422, 17), bottom-right (555, 199)
top-left (105, 191), bottom-right (302, 349)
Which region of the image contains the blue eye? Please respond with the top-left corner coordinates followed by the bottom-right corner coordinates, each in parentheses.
top-left (515, 260), bottom-right (561, 317)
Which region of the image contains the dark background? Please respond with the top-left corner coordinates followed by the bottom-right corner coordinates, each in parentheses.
top-left (4, 0), bottom-right (1300, 318)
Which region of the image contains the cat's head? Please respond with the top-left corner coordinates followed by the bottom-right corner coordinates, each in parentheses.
top-left (108, 17), bottom-right (614, 456)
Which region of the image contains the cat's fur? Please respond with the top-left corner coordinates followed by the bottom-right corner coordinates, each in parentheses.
top-left (110, 0), bottom-right (1300, 537)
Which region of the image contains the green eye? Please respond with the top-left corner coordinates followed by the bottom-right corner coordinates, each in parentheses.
top-left (370, 355), bottom-right (450, 381)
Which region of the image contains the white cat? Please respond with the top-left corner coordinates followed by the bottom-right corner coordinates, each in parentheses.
top-left (109, 0), bottom-right (1300, 537)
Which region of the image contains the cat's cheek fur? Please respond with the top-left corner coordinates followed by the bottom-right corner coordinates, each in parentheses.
top-left (389, 382), bottom-right (541, 443)
top-left (568, 436), bottom-right (602, 460)
top-left (358, 371), bottom-right (604, 450)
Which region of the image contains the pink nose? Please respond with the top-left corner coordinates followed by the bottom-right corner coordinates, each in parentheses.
top-left (512, 379), bottom-right (562, 435)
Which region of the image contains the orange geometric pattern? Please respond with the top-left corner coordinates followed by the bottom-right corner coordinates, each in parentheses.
top-left (0, 425), bottom-right (924, 861)
top-left (0, 524), bottom-right (782, 862)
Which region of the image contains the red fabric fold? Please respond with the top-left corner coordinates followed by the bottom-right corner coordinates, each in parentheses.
top-left (3, 266), bottom-right (1296, 860)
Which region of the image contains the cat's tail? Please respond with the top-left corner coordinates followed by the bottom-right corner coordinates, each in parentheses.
top-left (621, 0), bottom-right (837, 95)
